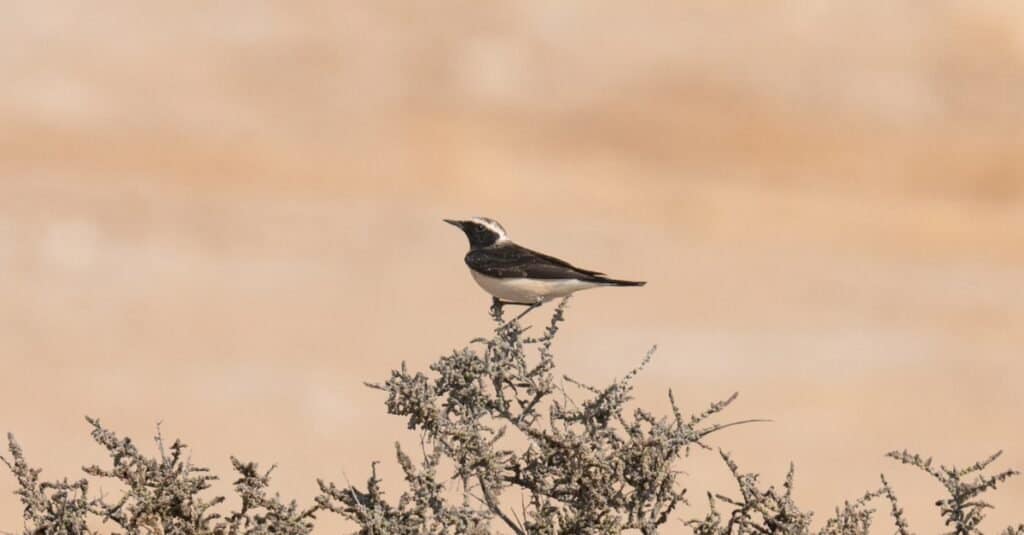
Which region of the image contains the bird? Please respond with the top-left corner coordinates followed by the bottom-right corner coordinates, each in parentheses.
top-left (444, 217), bottom-right (645, 315)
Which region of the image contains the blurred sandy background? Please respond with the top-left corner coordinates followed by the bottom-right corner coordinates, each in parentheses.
top-left (2, 1), bottom-right (1023, 532)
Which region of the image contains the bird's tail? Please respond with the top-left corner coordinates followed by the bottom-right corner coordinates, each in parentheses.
top-left (593, 277), bottom-right (646, 287)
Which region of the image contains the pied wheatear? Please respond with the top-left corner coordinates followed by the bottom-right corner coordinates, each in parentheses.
top-left (445, 217), bottom-right (645, 316)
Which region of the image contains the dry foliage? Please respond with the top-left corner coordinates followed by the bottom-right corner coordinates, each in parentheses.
top-left (3, 299), bottom-right (1019, 534)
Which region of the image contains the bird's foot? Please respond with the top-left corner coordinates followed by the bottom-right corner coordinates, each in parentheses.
top-left (489, 297), bottom-right (505, 323)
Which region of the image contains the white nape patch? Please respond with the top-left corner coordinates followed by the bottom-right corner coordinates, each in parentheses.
top-left (471, 270), bottom-right (604, 303)
top-left (470, 217), bottom-right (509, 241)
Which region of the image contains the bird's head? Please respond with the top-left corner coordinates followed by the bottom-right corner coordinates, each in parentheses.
top-left (444, 217), bottom-right (509, 249)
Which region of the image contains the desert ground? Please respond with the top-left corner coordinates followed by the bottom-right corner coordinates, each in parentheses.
top-left (1, 2), bottom-right (1023, 532)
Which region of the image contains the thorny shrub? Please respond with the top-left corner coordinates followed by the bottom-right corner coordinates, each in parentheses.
top-left (3, 298), bottom-right (1021, 534)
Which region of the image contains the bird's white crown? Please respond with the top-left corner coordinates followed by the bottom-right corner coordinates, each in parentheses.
top-left (470, 217), bottom-right (509, 242)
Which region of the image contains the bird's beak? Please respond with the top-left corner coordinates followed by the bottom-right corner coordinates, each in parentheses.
top-left (443, 218), bottom-right (466, 229)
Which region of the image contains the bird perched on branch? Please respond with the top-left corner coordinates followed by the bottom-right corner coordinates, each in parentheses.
top-left (445, 217), bottom-right (645, 315)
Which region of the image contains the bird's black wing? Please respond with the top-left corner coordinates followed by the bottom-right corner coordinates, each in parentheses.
top-left (465, 242), bottom-right (605, 280)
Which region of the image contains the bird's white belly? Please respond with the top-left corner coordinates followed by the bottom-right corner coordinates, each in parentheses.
top-left (470, 271), bottom-right (601, 303)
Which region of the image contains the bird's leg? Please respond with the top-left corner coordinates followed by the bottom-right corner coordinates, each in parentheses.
top-left (489, 297), bottom-right (505, 323)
